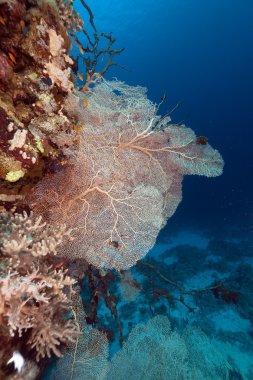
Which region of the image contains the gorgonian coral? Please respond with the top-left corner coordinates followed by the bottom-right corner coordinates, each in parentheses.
top-left (53, 326), bottom-right (109, 380)
top-left (27, 79), bottom-right (224, 271)
top-left (105, 315), bottom-right (234, 380)
top-left (0, 211), bottom-right (67, 258)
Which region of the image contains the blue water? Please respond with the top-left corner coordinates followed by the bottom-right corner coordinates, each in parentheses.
top-left (76, 0), bottom-right (253, 235)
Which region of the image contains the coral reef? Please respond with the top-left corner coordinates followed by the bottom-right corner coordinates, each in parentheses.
top-left (0, 0), bottom-right (124, 202)
top-left (0, 0), bottom-right (76, 189)
top-left (0, 0), bottom-right (126, 377)
top-left (0, 0), bottom-right (230, 379)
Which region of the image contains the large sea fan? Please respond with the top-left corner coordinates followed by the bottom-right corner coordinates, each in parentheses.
top-left (28, 79), bottom-right (224, 270)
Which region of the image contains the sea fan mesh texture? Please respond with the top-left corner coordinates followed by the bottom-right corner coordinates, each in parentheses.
top-left (28, 79), bottom-right (223, 270)
top-left (106, 315), bottom-right (233, 380)
top-left (52, 294), bottom-right (108, 380)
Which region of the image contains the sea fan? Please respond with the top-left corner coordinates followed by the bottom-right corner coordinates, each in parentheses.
top-left (28, 79), bottom-right (224, 270)
top-left (105, 315), bottom-right (234, 380)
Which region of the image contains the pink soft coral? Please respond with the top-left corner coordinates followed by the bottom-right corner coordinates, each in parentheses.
top-left (0, 212), bottom-right (79, 361)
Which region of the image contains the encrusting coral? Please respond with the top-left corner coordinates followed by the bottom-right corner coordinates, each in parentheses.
top-left (28, 79), bottom-right (224, 270)
top-left (0, 0), bottom-right (123, 206)
top-left (0, 0), bottom-right (80, 195)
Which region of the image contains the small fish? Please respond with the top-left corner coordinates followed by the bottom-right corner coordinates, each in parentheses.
top-left (73, 125), bottom-right (81, 132)
top-left (71, 57), bottom-right (78, 74)
top-left (79, 45), bottom-right (84, 55)
top-left (161, 94), bottom-right (167, 101)
top-left (55, 261), bottom-right (64, 269)
top-left (74, 137), bottom-right (81, 144)
top-left (8, 52), bottom-right (16, 64)
top-left (0, 15), bottom-right (5, 26)
top-left (109, 240), bottom-right (119, 249)
top-left (7, 352), bottom-right (24, 373)
top-left (19, 20), bottom-right (25, 30)
top-left (83, 98), bottom-right (88, 107)
top-left (78, 72), bottom-right (84, 81)
top-left (120, 234), bottom-right (132, 240)
top-left (196, 136), bottom-right (208, 145)
top-left (41, 76), bottom-right (53, 86)
top-left (86, 73), bottom-right (91, 82)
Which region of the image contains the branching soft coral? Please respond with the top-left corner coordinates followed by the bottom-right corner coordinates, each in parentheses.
top-left (0, 211), bottom-right (67, 258)
top-left (27, 79), bottom-right (224, 271)
top-left (28, 302), bottom-right (78, 361)
top-left (0, 212), bottom-right (79, 363)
